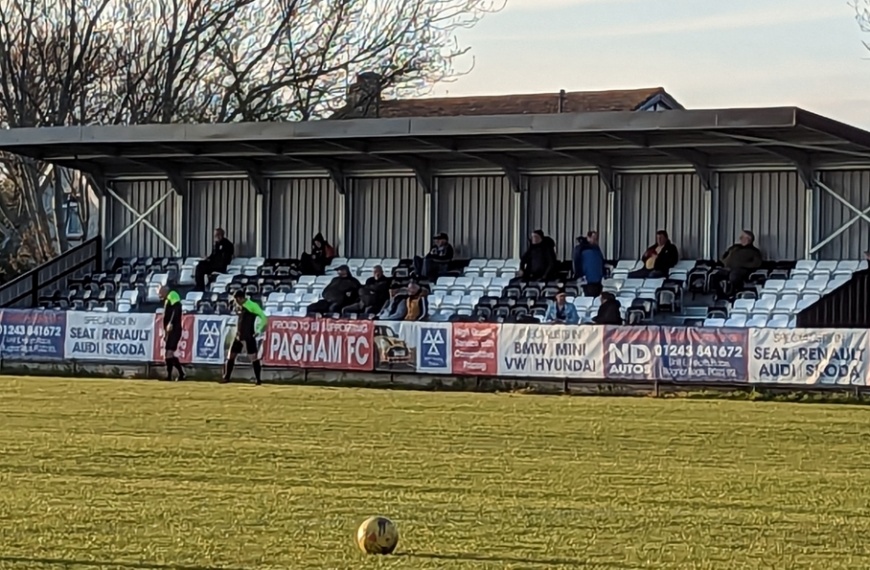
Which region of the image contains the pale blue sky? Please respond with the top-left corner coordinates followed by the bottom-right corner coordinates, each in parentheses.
top-left (432, 0), bottom-right (870, 127)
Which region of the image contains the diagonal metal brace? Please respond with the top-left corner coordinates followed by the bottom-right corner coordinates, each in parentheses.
top-left (465, 153), bottom-right (525, 193)
top-left (656, 148), bottom-right (716, 191)
top-left (298, 157), bottom-right (347, 195)
top-left (505, 135), bottom-right (618, 192)
top-left (377, 155), bottom-right (434, 194)
top-left (104, 184), bottom-right (179, 253)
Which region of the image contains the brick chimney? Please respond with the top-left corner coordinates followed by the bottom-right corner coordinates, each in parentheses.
top-left (346, 72), bottom-right (383, 118)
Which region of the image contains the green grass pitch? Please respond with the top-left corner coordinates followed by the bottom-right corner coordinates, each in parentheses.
top-left (1, 377), bottom-right (870, 569)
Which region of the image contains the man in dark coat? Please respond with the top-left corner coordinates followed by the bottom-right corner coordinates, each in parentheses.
top-left (414, 233), bottom-right (454, 280)
top-left (593, 292), bottom-right (623, 325)
top-left (308, 265), bottom-right (360, 315)
top-left (194, 228), bottom-right (234, 291)
top-left (343, 265), bottom-right (391, 316)
top-left (518, 230), bottom-right (557, 282)
top-left (709, 230), bottom-right (763, 299)
top-left (628, 230), bottom-right (679, 279)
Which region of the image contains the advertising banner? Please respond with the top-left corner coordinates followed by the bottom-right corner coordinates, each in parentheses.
top-left (657, 327), bottom-right (748, 382)
top-left (603, 326), bottom-right (659, 380)
top-left (749, 328), bottom-right (869, 385)
top-left (371, 321), bottom-right (452, 374)
top-left (65, 312), bottom-right (155, 362)
top-left (498, 324), bottom-right (603, 378)
top-left (451, 322), bottom-right (498, 376)
top-left (191, 315), bottom-right (229, 364)
top-left (152, 314), bottom-right (194, 364)
top-left (603, 326), bottom-right (749, 382)
top-left (263, 317), bottom-right (373, 370)
top-left (0, 309), bottom-right (66, 360)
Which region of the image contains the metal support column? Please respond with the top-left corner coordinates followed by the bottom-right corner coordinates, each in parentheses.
top-left (255, 192), bottom-right (264, 257)
top-left (804, 176), bottom-right (816, 259)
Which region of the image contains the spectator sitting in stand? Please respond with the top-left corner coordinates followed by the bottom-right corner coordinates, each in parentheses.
top-left (708, 230), bottom-right (763, 300)
top-left (342, 265), bottom-right (391, 317)
top-left (517, 230), bottom-right (557, 282)
top-left (710, 230), bottom-right (764, 299)
top-left (543, 289), bottom-right (579, 325)
top-left (307, 265), bottom-right (360, 316)
top-left (593, 292), bottom-right (623, 325)
top-left (194, 228), bottom-right (234, 292)
top-left (380, 282), bottom-right (428, 321)
top-left (377, 282), bottom-right (406, 320)
top-left (628, 230), bottom-right (679, 279)
top-left (300, 232), bottom-right (336, 275)
top-left (414, 233), bottom-right (454, 280)
top-left (573, 230), bottom-right (605, 297)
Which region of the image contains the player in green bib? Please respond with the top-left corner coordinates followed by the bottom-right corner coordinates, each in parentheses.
top-left (158, 286), bottom-right (186, 381)
top-left (222, 290), bottom-right (269, 385)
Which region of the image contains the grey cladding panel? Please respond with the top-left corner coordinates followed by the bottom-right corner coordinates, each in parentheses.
top-left (187, 179), bottom-right (258, 257)
top-left (619, 173), bottom-right (705, 260)
top-left (348, 177), bottom-right (427, 258)
top-left (717, 172), bottom-right (804, 261)
top-left (268, 178), bottom-right (341, 258)
top-left (526, 174), bottom-right (609, 260)
top-left (435, 176), bottom-right (515, 259)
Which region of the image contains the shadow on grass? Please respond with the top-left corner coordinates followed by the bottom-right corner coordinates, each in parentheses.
top-left (398, 551), bottom-right (594, 566)
top-left (0, 556), bottom-right (245, 570)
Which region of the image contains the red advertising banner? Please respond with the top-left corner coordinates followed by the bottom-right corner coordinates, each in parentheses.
top-left (152, 314), bottom-right (194, 364)
top-left (451, 322), bottom-right (498, 376)
top-left (264, 317), bottom-right (374, 371)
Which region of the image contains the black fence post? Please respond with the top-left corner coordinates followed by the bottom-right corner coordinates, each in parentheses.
top-left (30, 271), bottom-right (39, 308)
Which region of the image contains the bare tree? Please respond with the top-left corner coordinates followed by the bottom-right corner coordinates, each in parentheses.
top-left (0, 0), bottom-right (501, 272)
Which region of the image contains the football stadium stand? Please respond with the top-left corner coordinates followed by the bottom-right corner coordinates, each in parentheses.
top-left (26, 250), bottom-right (865, 330)
top-left (2, 105), bottom-right (870, 333)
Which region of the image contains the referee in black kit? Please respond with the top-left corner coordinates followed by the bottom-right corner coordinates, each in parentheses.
top-left (158, 285), bottom-right (186, 381)
top-left (222, 289), bottom-right (269, 385)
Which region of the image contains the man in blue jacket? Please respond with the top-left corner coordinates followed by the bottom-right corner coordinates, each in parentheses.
top-left (543, 289), bottom-right (580, 325)
top-left (573, 230), bottom-right (605, 297)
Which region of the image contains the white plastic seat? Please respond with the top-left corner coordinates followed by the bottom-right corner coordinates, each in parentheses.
top-left (674, 260), bottom-right (696, 271)
top-left (441, 295), bottom-right (462, 310)
top-left (315, 275), bottom-right (333, 285)
top-left (226, 264), bottom-right (243, 275)
top-left (730, 298), bottom-right (755, 315)
top-left (300, 293), bottom-right (320, 305)
top-left (815, 260), bottom-right (838, 273)
top-left (793, 259), bottom-right (816, 273)
top-left (753, 296), bottom-right (777, 315)
top-left (704, 318), bottom-right (726, 328)
top-left (797, 294), bottom-right (820, 311)
top-left (116, 302), bottom-right (131, 313)
top-left (381, 259), bottom-right (400, 270)
top-left (145, 283), bottom-right (162, 303)
top-left (836, 260), bottom-right (861, 272)
top-left (602, 278), bottom-right (623, 293)
top-left (781, 279), bottom-right (807, 294)
top-left (454, 276), bottom-right (474, 289)
top-left (574, 296), bottom-right (594, 309)
top-left (436, 276), bottom-right (456, 287)
top-left (267, 292), bottom-right (286, 304)
top-left (472, 277), bottom-right (492, 288)
top-left (762, 279), bottom-right (785, 293)
top-left (621, 279), bottom-right (644, 294)
top-left (185, 291), bottom-right (203, 303)
top-left (503, 259), bottom-right (521, 270)
top-left (825, 278), bottom-right (850, 294)
top-left (467, 259), bottom-right (488, 269)
top-left (803, 278), bottom-right (828, 294)
top-left (616, 260), bottom-right (641, 271)
top-left (772, 295), bottom-right (798, 315)
top-left (491, 277), bottom-right (511, 289)
top-left (746, 315), bottom-right (769, 327)
top-left (486, 287), bottom-right (503, 298)
top-left (724, 315), bottom-right (747, 327)
top-left (459, 295), bottom-right (479, 309)
top-left (264, 302), bottom-right (280, 314)
top-left (428, 295), bottom-right (443, 309)
top-left (296, 275), bottom-right (316, 287)
top-left (149, 272), bottom-right (169, 285)
top-left (485, 259), bottom-right (505, 268)
top-left (767, 314), bottom-right (792, 328)
top-left (179, 268), bottom-right (195, 285)
top-left (668, 270), bottom-right (688, 282)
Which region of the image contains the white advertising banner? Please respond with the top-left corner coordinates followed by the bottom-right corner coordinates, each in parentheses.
top-left (749, 328), bottom-right (869, 386)
top-left (497, 324), bottom-right (604, 379)
top-left (65, 312), bottom-right (155, 362)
